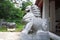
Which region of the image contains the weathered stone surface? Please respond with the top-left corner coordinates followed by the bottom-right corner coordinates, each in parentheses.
top-left (20, 5), bottom-right (60, 40)
top-left (20, 31), bottom-right (50, 40)
top-left (20, 33), bottom-right (33, 40)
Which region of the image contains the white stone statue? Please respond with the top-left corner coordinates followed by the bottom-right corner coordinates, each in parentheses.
top-left (20, 5), bottom-right (60, 40)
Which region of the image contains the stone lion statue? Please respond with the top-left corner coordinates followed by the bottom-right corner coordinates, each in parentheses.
top-left (20, 5), bottom-right (60, 40)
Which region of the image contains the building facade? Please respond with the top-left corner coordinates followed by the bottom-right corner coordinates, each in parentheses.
top-left (35, 0), bottom-right (60, 36)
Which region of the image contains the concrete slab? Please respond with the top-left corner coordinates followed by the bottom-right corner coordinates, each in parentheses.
top-left (0, 32), bottom-right (20, 40)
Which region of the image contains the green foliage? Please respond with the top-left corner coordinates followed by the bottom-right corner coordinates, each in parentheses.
top-left (0, 0), bottom-right (32, 23)
top-left (0, 0), bottom-right (23, 23)
top-left (0, 26), bottom-right (7, 32)
top-left (16, 23), bottom-right (24, 32)
top-left (0, 0), bottom-right (32, 32)
top-left (0, 0), bottom-right (14, 18)
top-left (22, 1), bottom-right (32, 10)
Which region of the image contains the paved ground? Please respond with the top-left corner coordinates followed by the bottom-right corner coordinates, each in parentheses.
top-left (0, 32), bottom-right (20, 40)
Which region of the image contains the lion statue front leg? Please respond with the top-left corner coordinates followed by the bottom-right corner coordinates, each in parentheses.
top-left (21, 22), bottom-right (33, 34)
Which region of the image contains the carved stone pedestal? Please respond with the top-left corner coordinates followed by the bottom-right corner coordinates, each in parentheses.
top-left (20, 31), bottom-right (50, 40)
